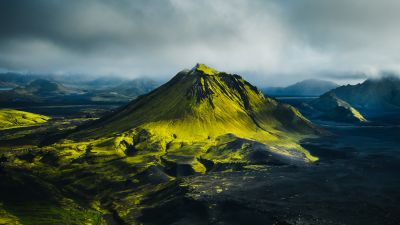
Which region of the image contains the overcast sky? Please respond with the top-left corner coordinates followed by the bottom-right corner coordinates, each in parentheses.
top-left (1, 0), bottom-right (400, 86)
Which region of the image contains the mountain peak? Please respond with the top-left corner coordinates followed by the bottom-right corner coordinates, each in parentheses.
top-left (68, 65), bottom-right (319, 167)
top-left (193, 63), bottom-right (219, 75)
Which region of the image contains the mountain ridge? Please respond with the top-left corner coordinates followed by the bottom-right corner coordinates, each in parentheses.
top-left (327, 75), bottom-right (400, 112)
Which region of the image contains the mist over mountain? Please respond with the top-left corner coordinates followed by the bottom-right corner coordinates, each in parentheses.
top-left (82, 78), bottom-right (159, 103)
top-left (107, 78), bottom-right (159, 97)
top-left (263, 79), bottom-right (339, 96)
top-left (327, 75), bottom-right (400, 112)
top-left (0, 72), bottom-right (35, 88)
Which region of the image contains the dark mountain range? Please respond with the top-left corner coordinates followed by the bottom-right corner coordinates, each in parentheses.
top-left (0, 72), bottom-right (145, 90)
top-left (300, 93), bottom-right (367, 123)
top-left (0, 77), bottom-right (158, 106)
top-left (0, 72), bottom-right (36, 87)
top-left (327, 75), bottom-right (400, 112)
top-left (13, 79), bottom-right (74, 96)
top-left (0, 79), bottom-right (79, 104)
top-left (288, 75), bottom-right (400, 124)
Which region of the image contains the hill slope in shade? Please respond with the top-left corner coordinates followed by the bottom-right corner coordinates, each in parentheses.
top-left (263, 79), bottom-right (339, 96)
top-left (59, 64), bottom-right (319, 174)
top-left (86, 78), bottom-right (159, 102)
top-left (0, 109), bottom-right (50, 129)
top-left (328, 75), bottom-right (400, 112)
top-left (305, 93), bottom-right (367, 123)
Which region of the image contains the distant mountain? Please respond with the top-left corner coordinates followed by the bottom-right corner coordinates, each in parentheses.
top-left (292, 75), bottom-right (400, 123)
top-left (85, 78), bottom-right (159, 102)
top-left (327, 75), bottom-right (400, 112)
top-left (65, 76), bottom-right (127, 90)
top-left (300, 93), bottom-right (367, 123)
top-left (59, 64), bottom-right (319, 176)
top-left (263, 79), bottom-right (339, 96)
top-left (0, 79), bottom-right (78, 104)
top-left (0, 72), bottom-right (139, 90)
top-left (0, 78), bottom-right (158, 106)
top-left (109, 78), bottom-right (159, 97)
top-left (13, 79), bottom-right (74, 96)
top-left (0, 72), bottom-right (36, 87)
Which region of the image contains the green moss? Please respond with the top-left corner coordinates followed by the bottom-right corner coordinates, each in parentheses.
top-left (348, 106), bottom-right (367, 122)
top-left (0, 207), bottom-right (22, 225)
top-left (195, 63), bottom-right (219, 75)
top-left (4, 203), bottom-right (104, 225)
top-left (0, 109), bottom-right (50, 130)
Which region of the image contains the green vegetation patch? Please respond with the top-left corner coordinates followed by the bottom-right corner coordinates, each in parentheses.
top-left (195, 63), bottom-right (219, 75)
top-left (3, 202), bottom-right (104, 225)
top-left (0, 109), bottom-right (50, 130)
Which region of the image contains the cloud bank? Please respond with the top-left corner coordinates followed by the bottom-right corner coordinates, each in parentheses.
top-left (1, 0), bottom-right (399, 85)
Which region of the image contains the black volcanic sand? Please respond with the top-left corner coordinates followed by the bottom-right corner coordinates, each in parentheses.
top-left (137, 124), bottom-right (400, 225)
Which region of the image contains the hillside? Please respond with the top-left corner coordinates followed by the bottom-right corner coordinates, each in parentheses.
top-left (328, 75), bottom-right (400, 112)
top-left (305, 93), bottom-right (367, 123)
top-left (59, 64), bottom-right (319, 176)
top-left (263, 79), bottom-right (339, 96)
top-left (0, 109), bottom-right (50, 129)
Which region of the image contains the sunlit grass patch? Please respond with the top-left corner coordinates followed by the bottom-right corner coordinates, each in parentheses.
top-left (0, 109), bottom-right (50, 130)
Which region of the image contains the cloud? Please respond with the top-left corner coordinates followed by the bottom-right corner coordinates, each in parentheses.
top-left (0, 0), bottom-right (399, 85)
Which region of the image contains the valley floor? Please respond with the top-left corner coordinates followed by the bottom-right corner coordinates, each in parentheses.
top-left (0, 105), bottom-right (399, 225)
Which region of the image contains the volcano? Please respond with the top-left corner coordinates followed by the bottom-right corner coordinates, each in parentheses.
top-left (64, 64), bottom-right (319, 173)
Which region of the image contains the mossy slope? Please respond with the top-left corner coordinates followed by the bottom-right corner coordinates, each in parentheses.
top-left (0, 109), bottom-right (50, 130)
